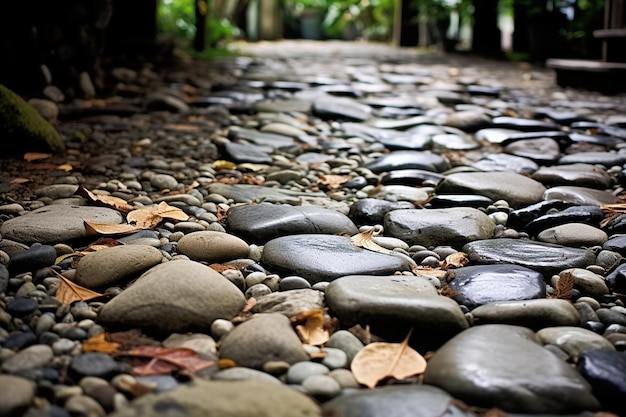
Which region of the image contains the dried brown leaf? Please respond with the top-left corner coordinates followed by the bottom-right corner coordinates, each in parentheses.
top-left (57, 163), bottom-right (74, 172)
top-left (553, 271), bottom-right (574, 300)
top-left (438, 286), bottom-right (459, 298)
top-left (84, 220), bottom-right (141, 236)
top-left (319, 174), bottom-right (351, 190)
top-left (351, 329), bottom-right (426, 388)
top-left (350, 229), bottom-right (393, 255)
top-left (10, 177), bottom-right (31, 184)
top-left (108, 329), bottom-right (160, 350)
top-left (293, 309), bottom-right (330, 346)
top-left (82, 333), bottom-right (121, 354)
top-left (126, 202), bottom-right (188, 228)
top-left (23, 152), bottom-right (52, 162)
top-left (53, 271), bottom-right (103, 304)
top-left (242, 297), bottom-right (257, 314)
top-left (76, 186), bottom-right (135, 212)
top-left (123, 346), bottom-right (214, 376)
top-left (441, 252), bottom-right (469, 270)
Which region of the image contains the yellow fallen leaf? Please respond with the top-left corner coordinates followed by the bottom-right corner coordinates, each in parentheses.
top-left (57, 163), bottom-right (74, 172)
top-left (293, 309), bottom-right (330, 346)
top-left (213, 160), bottom-right (237, 170)
top-left (350, 228), bottom-right (393, 255)
top-left (53, 271), bottom-right (103, 304)
top-left (351, 329), bottom-right (426, 388)
top-left (24, 152), bottom-right (51, 162)
top-left (441, 252), bottom-right (469, 270)
top-left (82, 333), bottom-right (121, 354)
top-left (84, 220), bottom-right (141, 236)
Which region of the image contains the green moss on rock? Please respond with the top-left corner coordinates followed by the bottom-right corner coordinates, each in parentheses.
top-left (0, 84), bottom-right (65, 153)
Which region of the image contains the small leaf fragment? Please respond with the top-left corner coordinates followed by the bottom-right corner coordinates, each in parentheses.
top-left (82, 333), bottom-right (121, 354)
top-left (319, 174), bottom-right (351, 190)
top-left (292, 309), bottom-right (330, 346)
top-left (351, 329), bottom-right (426, 388)
top-left (441, 252), bottom-right (469, 270)
top-left (350, 229), bottom-right (393, 255)
top-left (53, 271), bottom-right (103, 304)
top-left (84, 220), bottom-right (141, 236)
top-left (123, 346), bottom-right (215, 376)
top-left (24, 152), bottom-right (51, 162)
top-left (553, 271), bottom-right (575, 300)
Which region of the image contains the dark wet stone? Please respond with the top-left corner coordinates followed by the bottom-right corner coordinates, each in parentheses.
top-left (462, 238), bottom-right (596, 277)
top-left (504, 138), bottom-right (561, 164)
top-left (500, 130), bottom-right (570, 146)
top-left (523, 205), bottom-right (604, 236)
top-left (571, 121), bottom-right (626, 140)
top-left (223, 142), bottom-right (272, 164)
top-left (475, 128), bottom-right (521, 144)
top-left (252, 99), bottom-right (313, 113)
top-left (491, 116), bottom-right (561, 132)
top-left (543, 186), bottom-right (617, 206)
top-left (325, 275), bottom-right (468, 350)
top-left (468, 85), bottom-right (502, 97)
top-left (385, 208), bottom-right (495, 248)
top-left (7, 297), bottom-right (38, 317)
top-left (423, 325), bottom-right (600, 413)
top-left (364, 151), bottom-right (450, 174)
top-left (0, 264), bottom-right (8, 294)
top-left (471, 153), bottom-right (538, 174)
top-left (449, 264), bottom-right (546, 309)
top-left (261, 235), bottom-right (412, 284)
top-left (348, 198), bottom-right (414, 226)
top-left (428, 194), bottom-right (494, 209)
top-left (603, 235), bottom-right (626, 256)
top-left (8, 244), bottom-right (58, 275)
top-left (534, 108), bottom-right (591, 125)
top-left (443, 110), bottom-right (491, 132)
top-left (603, 214), bottom-right (626, 236)
top-left (342, 176), bottom-right (369, 189)
top-left (532, 164), bottom-right (611, 189)
top-left (596, 308), bottom-right (626, 327)
top-left (379, 169), bottom-right (444, 187)
top-left (507, 200), bottom-right (575, 231)
top-left (578, 349), bottom-right (626, 415)
top-left (70, 353), bottom-right (124, 380)
top-left (227, 204), bottom-right (358, 244)
top-left (559, 152), bottom-right (626, 167)
top-left (568, 132), bottom-right (622, 148)
top-left (228, 128), bottom-right (295, 150)
top-left (367, 115), bottom-right (434, 130)
top-left (341, 123), bottom-right (431, 151)
top-left (322, 384), bottom-right (476, 417)
top-left (2, 331), bottom-right (37, 350)
top-left (207, 183), bottom-right (326, 204)
top-left (313, 96), bottom-right (372, 121)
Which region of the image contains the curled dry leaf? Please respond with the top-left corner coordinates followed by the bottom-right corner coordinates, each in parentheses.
top-left (82, 333), bottom-right (121, 354)
top-left (350, 228), bottom-right (393, 255)
top-left (84, 220), bottom-right (141, 236)
top-left (53, 271), bottom-right (103, 304)
top-left (23, 152), bottom-right (52, 162)
top-left (126, 202), bottom-right (189, 228)
top-left (292, 309), bottom-right (330, 346)
top-left (441, 252), bottom-right (469, 270)
top-left (319, 174), bottom-right (351, 190)
top-left (57, 163), bottom-right (73, 172)
top-left (77, 186), bottom-right (135, 212)
top-left (123, 346), bottom-right (215, 376)
top-left (351, 329), bottom-right (426, 389)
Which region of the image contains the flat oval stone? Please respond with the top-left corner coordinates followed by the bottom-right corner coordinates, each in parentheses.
top-left (0, 205), bottom-right (124, 244)
top-left (543, 186), bottom-right (617, 205)
top-left (313, 96), bottom-right (372, 122)
top-left (536, 326), bottom-right (615, 362)
top-left (423, 324), bottom-right (600, 413)
top-left (491, 116), bottom-right (561, 131)
top-left (443, 110), bottom-right (491, 132)
top-left (325, 275), bottom-right (468, 350)
top-left (212, 367), bottom-right (282, 384)
top-left (577, 349), bottom-right (626, 415)
top-left (532, 164), bottom-right (611, 189)
top-left (207, 183), bottom-right (325, 204)
top-left (559, 151), bottom-right (626, 167)
top-left (224, 142), bottom-right (272, 164)
top-left (0, 375), bottom-right (35, 417)
top-left (436, 172), bottom-right (546, 209)
top-left (70, 352), bottom-right (123, 379)
top-left (537, 223), bottom-right (608, 247)
top-left (523, 205), bottom-right (604, 236)
top-left (76, 245), bottom-right (163, 288)
top-left (261, 235), bottom-right (412, 284)
top-left (1, 344), bottom-right (54, 373)
top-left (475, 128), bottom-right (522, 144)
top-left (363, 151), bottom-right (450, 174)
top-left (504, 137), bottom-right (561, 164)
top-left (218, 313), bottom-right (309, 369)
top-left (348, 199), bottom-right (414, 226)
top-left (176, 231), bottom-right (250, 263)
top-left (97, 260), bottom-right (246, 333)
top-left (470, 299), bottom-right (580, 329)
top-left (429, 194), bottom-right (494, 209)
top-left (227, 204), bottom-right (358, 244)
top-left (8, 244), bottom-right (57, 275)
top-left (379, 169), bottom-right (444, 187)
top-left (463, 238), bottom-right (596, 277)
top-left (385, 207), bottom-right (495, 248)
top-left (471, 153), bottom-right (538, 174)
top-left (448, 264), bottom-right (546, 309)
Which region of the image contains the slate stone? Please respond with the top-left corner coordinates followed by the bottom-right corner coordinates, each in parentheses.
top-left (470, 299), bottom-right (580, 329)
top-left (603, 235), bottom-right (626, 257)
top-left (577, 349), bottom-right (626, 415)
top-left (559, 152), bottom-right (626, 167)
top-left (436, 171), bottom-right (546, 209)
top-left (443, 110), bottom-right (491, 132)
top-left (348, 199), bottom-right (414, 226)
top-left (325, 275), bottom-right (468, 350)
top-left (70, 353), bottom-right (124, 379)
top-left (228, 128), bottom-right (295, 149)
top-left (537, 223), bottom-right (608, 247)
top-left (448, 264), bottom-right (546, 309)
top-left (543, 186), bottom-right (617, 206)
top-left (322, 385), bottom-right (476, 417)
top-left (428, 194), bottom-right (494, 209)
top-left (97, 260), bottom-right (246, 333)
top-left (363, 151), bottom-right (450, 174)
top-left (385, 208), bottom-right (495, 248)
top-left (227, 204), bottom-right (358, 244)
top-left (463, 238), bottom-right (596, 277)
top-left (109, 380), bottom-right (322, 417)
top-left (313, 96), bottom-right (372, 121)
top-left (531, 164), bottom-right (612, 189)
top-left (379, 169), bottom-right (444, 187)
top-left (491, 116), bottom-right (561, 132)
top-left (0, 205), bottom-right (124, 244)
top-left (223, 142), bottom-right (272, 164)
top-left (524, 205), bottom-right (604, 236)
top-left (423, 325), bottom-right (600, 413)
top-left (207, 184), bottom-right (326, 204)
top-left (218, 313), bottom-right (309, 369)
top-left (7, 297), bottom-right (38, 317)
top-left (475, 128), bottom-right (521, 144)
top-left (504, 137), bottom-right (561, 164)
top-left (8, 244), bottom-right (57, 275)
top-left (506, 200), bottom-right (575, 231)
top-left (341, 123), bottom-right (431, 150)
top-left (536, 326), bottom-right (615, 362)
top-left (261, 235), bottom-right (412, 284)
top-left (471, 153), bottom-right (538, 174)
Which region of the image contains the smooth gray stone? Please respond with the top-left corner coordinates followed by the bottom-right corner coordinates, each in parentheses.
top-left (252, 99), bottom-right (313, 113)
top-left (97, 260), bottom-right (246, 333)
top-left (218, 313), bottom-right (309, 369)
top-left (76, 245), bottom-right (163, 289)
top-left (379, 169), bottom-right (444, 187)
top-left (463, 238), bottom-right (596, 277)
top-left (176, 231), bottom-right (250, 263)
top-left (559, 151), bottom-right (626, 167)
top-left (0, 375), bottom-right (35, 417)
top-left (207, 183), bottom-right (326, 204)
top-left (286, 362), bottom-right (329, 384)
top-left (491, 116), bottom-right (561, 131)
top-left (8, 244), bottom-right (57, 275)
top-left (471, 153), bottom-right (538, 174)
top-left (470, 299), bottom-right (580, 329)
top-left (531, 164), bottom-right (611, 189)
top-left (348, 199), bottom-right (414, 226)
top-left (109, 380), bottom-right (322, 417)
top-left (224, 142), bottom-right (272, 164)
top-left (504, 137), bottom-right (561, 164)
top-left (227, 204), bottom-right (358, 244)
top-left (448, 264), bottom-right (546, 309)
top-left (558, 269), bottom-right (610, 299)
top-left (34, 184), bottom-right (79, 199)
top-left (543, 186), bottom-right (617, 205)
top-left (423, 325), bottom-right (600, 413)
top-left (0, 264), bottom-right (8, 294)
top-left (228, 127), bottom-right (295, 149)
top-left (443, 110), bottom-right (491, 132)
top-left (437, 171), bottom-right (546, 209)
top-left (364, 151), bottom-right (450, 174)
top-left (536, 326), bottom-right (615, 362)
top-left (325, 275), bottom-right (468, 350)
top-left (537, 223), bottom-right (608, 247)
top-left (212, 367), bottom-right (282, 384)
top-left (341, 122), bottom-right (431, 150)
top-left (250, 289), bottom-right (325, 317)
top-left (432, 133), bottom-right (480, 150)
top-left (375, 185), bottom-right (430, 202)
top-left (475, 128), bottom-right (522, 144)
top-left (367, 115), bottom-right (434, 130)
top-left (385, 207), bottom-right (495, 248)
top-left (322, 384), bottom-right (476, 417)
top-left (313, 96), bottom-right (372, 121)
top-left (1, 344), bottom-right (53, 373)
top-left (261, 235), bottom-right (412, 284)
top-left (0, 205), bottom-right (124, 244)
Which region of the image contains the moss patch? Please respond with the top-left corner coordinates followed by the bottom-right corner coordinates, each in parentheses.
top-left (0, 84), bottom-right (65, 154)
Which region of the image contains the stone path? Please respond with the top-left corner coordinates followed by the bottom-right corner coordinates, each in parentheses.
top-left (1, 40), bottom-right (626, 417)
